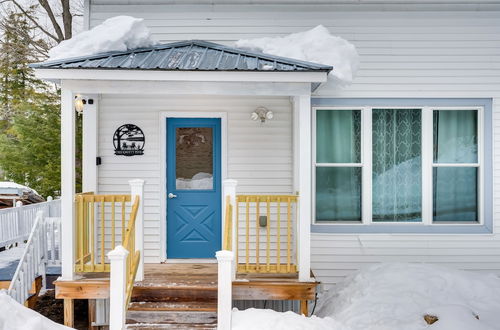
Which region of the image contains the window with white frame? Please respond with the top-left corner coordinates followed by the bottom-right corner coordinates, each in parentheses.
top-left (313, 106), bottom-right (483, 225)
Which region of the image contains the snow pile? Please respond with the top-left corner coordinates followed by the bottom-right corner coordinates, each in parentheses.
top-left (232, 263), bottom-right (500, 330)
top-left (232, 308), bottom-right (347, 330)
top-left (0, 181), bottom-right (39, 196)
top-left (0, 246), bottom-right (24, 269)
top-left (48, 16), bottom-right (156, 61)
top-left (236, 25), bottom-right (359, 84)
top-left (315, 263), bottom-right (500, 330)
top-left (0, 291), bottom-right (73, 330)
top-left (176, 172), bottom-right (213, 190)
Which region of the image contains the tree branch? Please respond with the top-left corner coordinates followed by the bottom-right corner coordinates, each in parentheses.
top-left (1, 0), bottom-right (60, 43)
top-left (60, 0), bottom-right (72, 39)
top-left (38, 0), bottom-right (64, 42)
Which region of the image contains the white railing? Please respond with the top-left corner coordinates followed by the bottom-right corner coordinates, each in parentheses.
top-left (216, 250), bottom-right (234, 330)
top-left (0, 199), bottom-right (61, 248)
top-left (8, 211), bottom-right (47, 304)
top-left (45, 217), bottom-right (62, 267)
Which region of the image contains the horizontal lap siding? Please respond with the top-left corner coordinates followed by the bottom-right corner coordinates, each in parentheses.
top-left (90, 3), bottom-right (500, 286)
top-left (97, 95), bottom-right (292, 262)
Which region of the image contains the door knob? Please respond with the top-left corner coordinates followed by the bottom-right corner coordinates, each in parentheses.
top-left (168, 193), bottom-right (177, 199)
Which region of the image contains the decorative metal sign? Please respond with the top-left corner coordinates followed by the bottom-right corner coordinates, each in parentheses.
top-left (113, 124), bottom-right (145, 156)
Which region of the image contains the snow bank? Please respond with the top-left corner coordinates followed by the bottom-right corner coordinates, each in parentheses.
top-left (232, 263), bottom-right (500, 330)
top-left (232, 308), bottom-right (347, 330)
top-left (0, 181), bottom-right (39, 196)
top-left (236, 25), bottom-right (359, 85)
top-left (48, 16), bottom-right (156, 61)
top-left (315, 263), bottom-right (500, 330)
top-left (0, 291), bottom-right (73, 330)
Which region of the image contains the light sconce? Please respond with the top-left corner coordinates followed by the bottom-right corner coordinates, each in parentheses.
top-left (74, 95), bottom-right (85, 115)
top-left (251, 106), bottom-right (273, 123)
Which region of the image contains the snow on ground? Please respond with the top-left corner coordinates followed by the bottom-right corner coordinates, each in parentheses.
top-left (232, 263), bottom-right (500, 330)
top-left (235, 25), bottom-right (359, 85)
top-left (0, 291), bottom-right (73, 330)
top-left (48, 16), bottom-right (156, 61)
top-left (0, 245), bottom-right (24, 269)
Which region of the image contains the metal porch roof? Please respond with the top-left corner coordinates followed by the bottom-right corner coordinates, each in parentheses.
top-left (31, 40), bottom-right (333, 73)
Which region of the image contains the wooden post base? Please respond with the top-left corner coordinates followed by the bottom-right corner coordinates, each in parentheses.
top-left (64, 298), bottom-right (74, 328)
top-left (300, 300), bottom-right (308, 316)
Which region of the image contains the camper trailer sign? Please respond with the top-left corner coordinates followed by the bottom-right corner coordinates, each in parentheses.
top-left (113, 124), bottom-right (145, 156)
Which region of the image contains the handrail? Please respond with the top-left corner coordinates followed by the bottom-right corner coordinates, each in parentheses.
top-left (124, 196), bottom-right (141, 307)
top-left (235, 194), bottom-right (298, 274)
top-left (223, 195), bottom-right (233, 251)
top-left (8, 210), bottom-right (47, 304)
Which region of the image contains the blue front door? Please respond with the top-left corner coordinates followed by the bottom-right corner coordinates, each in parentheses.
top-left (166, 118), bottom-right (221, 258)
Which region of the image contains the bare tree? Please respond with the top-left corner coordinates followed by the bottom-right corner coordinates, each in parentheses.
top-left (0, 0), bottom-right (83, 57)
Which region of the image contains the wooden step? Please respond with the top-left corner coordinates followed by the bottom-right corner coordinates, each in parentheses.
top-left (132, 286), bottom-right (217, 303)
top-left (129, 301), bottom-right (217, 312)
top-left (126, 310), bottom-right (217, 326)
top-left (126, 323), bottom-right (216, 329)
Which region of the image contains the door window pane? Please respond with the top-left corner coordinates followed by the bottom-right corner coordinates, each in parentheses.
top-left (175, 127), bottom-right (213, 190)
top-left (433, 110), bottom-right (477, 163)
top-left (433, 167), bottom-right (478, 222)
top-left (316, 110), bottom-right (361, 163)
top-left (372, 109), bottom-right (422, 222)
top-left (316, 167), bottom-right (361, 221)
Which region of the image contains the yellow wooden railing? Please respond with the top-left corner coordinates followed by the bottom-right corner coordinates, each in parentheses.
top-left (123, 196), bottom-right (141, 307)
top-left (235, 195), bottom-right (298, 274)
top-left (223, 195), bottom-right (233, 251)
top-left (75, 193), bottom-right (138, 272)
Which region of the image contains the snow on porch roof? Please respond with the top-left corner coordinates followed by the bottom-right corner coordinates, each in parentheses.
top-left (31, 40), bottom-right (333, 73)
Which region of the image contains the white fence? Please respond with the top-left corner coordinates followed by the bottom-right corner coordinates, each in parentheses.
top-left (0, 199), bottom-right (61, 248)
top-left (8, 211), bottom-right (47, 304)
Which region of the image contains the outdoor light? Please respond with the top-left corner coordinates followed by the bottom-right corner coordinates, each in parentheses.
top-left (251, 106), bottom-right (273, 123)
top-left (74, 95), bottom-right (85, 115)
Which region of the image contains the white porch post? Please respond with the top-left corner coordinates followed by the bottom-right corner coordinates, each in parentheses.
top-left (223, 179), bottom-right (238, 280)
top-left (216, 250), bottom-right (234, 330)
top-left (82, 94), bottom-right (98, 193)
top-left (129, 179), bottom-right (144, 281)
top-left (108, 246), bottom-right (129, 330)
top-left (61, 87), bottom-right (76, 281)
top-left (295, 95), bottom-right (312, 282)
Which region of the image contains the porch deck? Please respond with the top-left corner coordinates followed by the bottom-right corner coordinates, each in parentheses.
top-left (56, 263), bottom-right (318, 327)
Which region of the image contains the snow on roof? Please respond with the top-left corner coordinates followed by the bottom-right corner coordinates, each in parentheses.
top-left (236, 25), bottom-right (360, 85)
top-left (0, 181), bottom-right (39, 196)
top-left (48, 16), bottom-right (156, 61)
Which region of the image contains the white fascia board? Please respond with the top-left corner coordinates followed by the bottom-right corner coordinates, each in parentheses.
top-left (34, 68), bottom-right (328, 84)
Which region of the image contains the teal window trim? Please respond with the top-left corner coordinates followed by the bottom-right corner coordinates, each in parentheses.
top-left (311, 98), bottom-right (493, 234)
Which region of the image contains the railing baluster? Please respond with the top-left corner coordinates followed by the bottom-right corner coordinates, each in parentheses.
top-left (90, 196), bottom-right (95, 272)
top-left (256, 199), bottom-right (260, 272)
top-left (277, 198), bottom-right (281, 273)
top-left (121, 197), bottom-right (125, 244)
top-left (236, 199), bottom-right (239, 268)
top-left (101, 199), bottom-right (105, 268)
top-left (287, 197), bottom-right (291, 273)
top-left (245, 197), bottom-right (250, 272)
top-left (266, 197), bottom-right (270, 272)
top-left (78, 195), bottom-right (84, 272)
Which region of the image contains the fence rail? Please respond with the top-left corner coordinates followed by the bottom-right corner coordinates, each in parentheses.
top-left (8, 211), bottom-right (47, 304)
top-left (235, 195), bottom-right (298, 274)
top-left (75, 193), bottom-right (137, 272)
top-left (0, 199), bottom-right (61, 248)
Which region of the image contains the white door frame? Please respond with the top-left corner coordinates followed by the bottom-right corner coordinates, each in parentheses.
top-left (158, 111), bottom-right (228, 262)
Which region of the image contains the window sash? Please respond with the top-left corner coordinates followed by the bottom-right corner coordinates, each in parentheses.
top-left (312, 106), bottom-right (484, 226)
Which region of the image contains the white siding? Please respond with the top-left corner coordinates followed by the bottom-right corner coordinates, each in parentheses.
top-left (90, 2), bottom-right (500, 286)
top-left (97, 95), bottom-right (292, 262)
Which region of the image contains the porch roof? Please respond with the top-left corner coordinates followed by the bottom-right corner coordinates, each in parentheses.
top-left (31, 40), bottom-right (333, 73)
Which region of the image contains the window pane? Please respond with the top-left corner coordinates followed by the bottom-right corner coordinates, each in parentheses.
top-left (316, 110), bottom-right (361, 163)
top-left (433, 167), bottom-right (478, 222)
top-left (316, 167), bottom-right (361, 221)
top-left (372, 109), bottom-right (422, 222)
top-left (433, 110), bottom-right (478, 163)
top-left (176, 127), bottom-right (214, 190)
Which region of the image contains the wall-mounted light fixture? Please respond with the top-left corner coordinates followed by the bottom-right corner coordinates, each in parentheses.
top-left (251, 106), bottom-right (273, 123)
top-left (74, 95), bottom-right (85, 115)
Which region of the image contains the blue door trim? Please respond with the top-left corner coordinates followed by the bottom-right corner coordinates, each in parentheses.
top-left (166, 118), bottom-right (222, 258)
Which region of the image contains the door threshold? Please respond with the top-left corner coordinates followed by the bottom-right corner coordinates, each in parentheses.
top-left (164, 259), bottom-right (217, 264)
